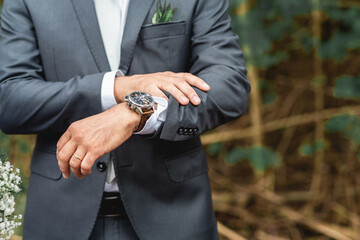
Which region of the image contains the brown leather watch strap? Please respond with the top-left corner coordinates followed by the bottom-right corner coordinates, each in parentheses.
top-left (134, 108), bottom-right (154, 132)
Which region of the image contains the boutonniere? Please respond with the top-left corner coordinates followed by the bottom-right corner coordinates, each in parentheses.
top-left (152, 0), bottom-right (177, 24)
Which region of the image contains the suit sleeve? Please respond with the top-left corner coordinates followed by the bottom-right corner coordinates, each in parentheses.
top-left (158, 0), bottom-right (251, 141)
top-left (0, 0), bottom-right (104, 134)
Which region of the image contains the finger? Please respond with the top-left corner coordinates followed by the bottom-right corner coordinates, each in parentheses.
top-left (69, 147), bottom-right (87, 179)
top-left (70, 165), bottom-right (83, 179)
top-left (57, 131), bottom-right (71, 152)
top-left (57, 140), bottom-right (77, 164)
top-left (174, 80), bottom-right (201, 105)
top-left (158, 81), bottom-right (190, 105)
top-left (181, 73), bottom-right (210, 91)
top-left (81, 153), bottom-right (97, 176)
top-left (58, 159), bottom-right (70, 179)
top-left (57, 140), bottom-right (77, 179)
top-left (149, 87), bottom-right (169, 101)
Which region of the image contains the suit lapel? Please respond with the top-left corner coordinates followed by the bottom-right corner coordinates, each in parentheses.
top-left (120, 0), bottom-right (155, 75)
top-left (71, 0), bottom-right (111, 73)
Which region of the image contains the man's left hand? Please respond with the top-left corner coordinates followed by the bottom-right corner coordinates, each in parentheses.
top-left (56, 103), bottom-right (140, 179)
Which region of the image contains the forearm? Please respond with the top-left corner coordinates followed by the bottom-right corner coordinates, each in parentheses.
top-left (160, 68), bottom-right (249, 141)
top-left (157, 0), bottom-right (250, 141)
top-left (0, 0), bottom-right (105, 134)
top-left (0, 73), bottom-right (104, 134)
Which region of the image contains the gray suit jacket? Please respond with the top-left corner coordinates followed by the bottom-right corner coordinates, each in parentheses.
top-left (0, 0), bottom-right (250, 239)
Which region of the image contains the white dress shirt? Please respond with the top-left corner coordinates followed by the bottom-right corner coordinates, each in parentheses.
top-left (94, 0), bottom-right (168, 192)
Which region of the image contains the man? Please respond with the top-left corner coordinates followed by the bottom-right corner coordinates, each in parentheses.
top-left (0, 0), bottom-right (250, 239)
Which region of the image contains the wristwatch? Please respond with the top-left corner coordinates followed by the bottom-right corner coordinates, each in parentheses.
top-left (124, 91), bottom-right (155, 132)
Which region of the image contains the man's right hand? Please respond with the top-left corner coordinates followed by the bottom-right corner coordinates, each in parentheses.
top-left (114, 71), bottom-right (210, 105)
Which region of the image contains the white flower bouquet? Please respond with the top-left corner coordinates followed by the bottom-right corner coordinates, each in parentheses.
top-left (0, 152), bottom-right (22, 240)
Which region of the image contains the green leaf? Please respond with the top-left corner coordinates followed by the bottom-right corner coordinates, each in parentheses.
top-left (153, 0), bottom-right (175, 23)
top-left (334, 75), bottom-right (360, 99)
top-left (344, 119), bottom-right (360, 144)
top-left (325, 114), bottom-right (353, 132)
top-left (152, 14), bottom-right (158, 24)
top-left (262, 92), bottom-right (277, 105)
top-left (157, 0), bottom-right (162, 13)
top-left (226, 148), bottom-right (247, 165)
top-left (226, 146), bottom-right (281, 172)
top-left (207, 142), bottom-right (223, 157)
top-left (247, 146), bottom-right (281, 172)
top-left (162, 0), bottom-right (167, 13)
top-left (152, 10), bottom-right (162, 24)
top-left (299, 140), bottom-right (326, 157)
top-left (163, 8), bottom-right (175, 23)
top-left (18, 137), bottom-right (31, 154)
top-left (326, 114), bottom-right (360, 144)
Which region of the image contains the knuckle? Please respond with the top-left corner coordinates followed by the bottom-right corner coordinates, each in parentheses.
top-left (58, 151), bottom-right (67, 161)
top-left (68, 123), bottom-right (76, 131)
top-left (157, 81), bottom-right (165, 89)
top-left (59, 158), bottom-right (69, 164)
top-left (93, 150), bottom-right (102, 159)
top-left (57, 163), bottom-right (64, 170)
top-left (178, 72), bottom-right (188, 78)
top-left (56, 142), bottom-right (62, 150)
top-left (81, 164), bottom-right (92, 173)
top-left (69, 160), bottom-right (80, 169)
top-left (58, 159), bottom-right (65, 166)
top-left (73, 132), bottom-right (83, 142)
top-left (82, 169), bottom-right (91, 175)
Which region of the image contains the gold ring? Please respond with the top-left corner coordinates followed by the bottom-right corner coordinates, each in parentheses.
top-left (73, 153), bottom-right (83, 161)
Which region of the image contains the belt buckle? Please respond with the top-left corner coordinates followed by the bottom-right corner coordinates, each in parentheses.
top-left (98, 192), bottom-right (127, 218)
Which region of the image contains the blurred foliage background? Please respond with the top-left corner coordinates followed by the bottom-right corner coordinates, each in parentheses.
top-left (1, 0), bottom-right (360, 239)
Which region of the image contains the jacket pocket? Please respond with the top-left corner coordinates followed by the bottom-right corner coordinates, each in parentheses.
top-left (140, 21), bottom-right (186, 40)
top-left (30, 147), bottom-right (62, 181)
top-left (163, 146), bottom-right (209, 183)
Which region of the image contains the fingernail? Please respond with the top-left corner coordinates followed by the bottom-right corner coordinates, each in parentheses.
top-left (62, 173), bottom-right (68, 179)
top-left (202, 83), bottom-right (210, 90)
top-left (181, 96), bottom-right (188, 104)
top-left (193, 96), bottom-right (201, 104)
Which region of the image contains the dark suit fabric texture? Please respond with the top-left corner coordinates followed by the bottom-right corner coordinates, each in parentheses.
top-left (0, 0), bottom-right (250, 239)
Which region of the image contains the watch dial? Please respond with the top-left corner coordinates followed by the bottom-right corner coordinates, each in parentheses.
top-left (129, 92), bottom-right (154, 107)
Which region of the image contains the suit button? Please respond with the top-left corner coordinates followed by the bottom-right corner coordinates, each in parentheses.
top-left (183, 128), bottom-right (188, 135)
top-left (97, 161), bottom-right (107, 172)
top-left (188, 128), bottom-right (193, 135)
top-left (177, 128), bottom-right (184, 135)
top-left (194, 127), bottom-right (199, 133)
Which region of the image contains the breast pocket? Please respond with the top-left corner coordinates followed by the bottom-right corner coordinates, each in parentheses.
top-left (140, 21), bottom-right (187, 40)
top-left (130, 21), bottom-right (190, 74)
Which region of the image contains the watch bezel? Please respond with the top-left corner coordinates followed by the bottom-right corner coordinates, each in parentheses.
top-left (125, 91), bottom-right (155, 112)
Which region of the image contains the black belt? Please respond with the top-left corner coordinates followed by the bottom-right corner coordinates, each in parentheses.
top-left (98, 192), bottom-right (128, 218)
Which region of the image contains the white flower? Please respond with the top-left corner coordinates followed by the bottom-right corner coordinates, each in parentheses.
top-left (0, 156), bottom-right (22, 240)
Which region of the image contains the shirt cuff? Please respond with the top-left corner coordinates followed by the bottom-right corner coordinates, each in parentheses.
top-left (134, 97), bottom-right (168, 135)
top-left (101, 70), bottom-right (124, 111)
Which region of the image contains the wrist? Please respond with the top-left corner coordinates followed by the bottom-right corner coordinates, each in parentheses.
top-left (114, 76), bottom-right (132, 104)
top-left (116, 102), bottom-right (141, 131)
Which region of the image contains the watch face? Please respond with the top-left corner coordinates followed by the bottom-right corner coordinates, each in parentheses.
top-left (129, 91), bottom-right (154, 107)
